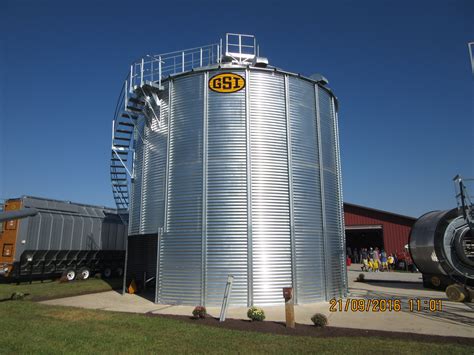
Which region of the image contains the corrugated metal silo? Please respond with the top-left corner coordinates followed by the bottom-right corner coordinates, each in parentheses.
top-left (110, 33), bottom-right (347, 306)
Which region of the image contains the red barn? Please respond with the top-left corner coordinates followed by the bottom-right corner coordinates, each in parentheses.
top-left (343, 202), bottom-right (417, 255)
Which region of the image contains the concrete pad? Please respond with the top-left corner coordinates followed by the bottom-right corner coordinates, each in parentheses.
top-left (41, 270), bottom-right (474, 338)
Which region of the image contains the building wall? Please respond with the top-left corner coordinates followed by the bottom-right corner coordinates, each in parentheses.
top-left (343, 203), bottom-right (416, 255)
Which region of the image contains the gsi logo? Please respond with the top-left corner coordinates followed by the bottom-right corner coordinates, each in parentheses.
top-left (209, 73), bottom-right (245, 93)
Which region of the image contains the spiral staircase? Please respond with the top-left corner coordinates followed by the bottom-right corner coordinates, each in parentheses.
top-left (110, 42), bottom-right (222, 224)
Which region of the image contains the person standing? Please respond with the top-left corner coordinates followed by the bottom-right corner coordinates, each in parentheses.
top-left (369, 247), bottom-right (374, 260)
top-left (361, 248), bottom-right (368, 271)
top-left (380, 249), bottom-right (388, 271)
top-left (346, 246), bottom-right (353, 262)
top-left (374, 247), bottom-right (380, 262)
top-left (353, 248), bottom-right (359, 264)
top-left (387, 254), bottom-right (395, 271)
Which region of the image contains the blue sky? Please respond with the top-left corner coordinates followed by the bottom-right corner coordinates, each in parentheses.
top-left (1, 0), bottom-right (473, 218)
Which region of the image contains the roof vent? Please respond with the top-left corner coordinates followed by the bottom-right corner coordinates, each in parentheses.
top-left (310, 73), bottom-right (329, 85)
top-left (252, 56), bottom-right (269, 68)
top-left (221, 55), bottom-right (234, 64)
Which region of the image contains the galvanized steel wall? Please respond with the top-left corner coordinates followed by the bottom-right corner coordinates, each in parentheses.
top-left (159, 75), bottom-right (204, 305)
top-left (140, 89), bottom-right (169, 235)
top-left (249, 71), bottom-right (292, 304)
top-left (288, 77), bottom-right (325, 303)
top-left (129, 67), bottom-right (346, 306)
top-left (206, 71), bottom-right (248, 305)
top-left (129, 119), bottom-right (145, 235)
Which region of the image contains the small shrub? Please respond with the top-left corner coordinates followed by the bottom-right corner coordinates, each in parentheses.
top-left (247, 306), bottom-right (265, 321)
top-left (192, 306), bottom-right (207, 319)
top-left (356, 273), bottom-right (365, 282)
top-left (10, 292), bottom-right (25, 301)
top-left (311, 313), bottom-right (328, 327)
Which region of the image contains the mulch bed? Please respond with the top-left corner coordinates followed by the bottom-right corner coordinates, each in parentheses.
top-left (145, 313), bottom-right (474, 346)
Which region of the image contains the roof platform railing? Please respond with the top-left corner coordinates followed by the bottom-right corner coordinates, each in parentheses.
top-left (130, 43), bottom-right (221, 91)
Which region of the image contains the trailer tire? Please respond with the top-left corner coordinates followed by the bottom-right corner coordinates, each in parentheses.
top-left (430, 276), bottom-right (441, 287)
top-left (78, 267), bottom-right (91, 280)
top-left (115, 267), bottom-right (123, 277)
top-left (446, 284), bottom-right (468, 302)
top-left (64, 269), bottom-right (76, 282)
top-left (103, 267), bottom-right (112, 279)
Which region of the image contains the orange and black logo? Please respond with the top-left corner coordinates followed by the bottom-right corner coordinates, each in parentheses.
top-left (209, 73), bottom-right (245, 93)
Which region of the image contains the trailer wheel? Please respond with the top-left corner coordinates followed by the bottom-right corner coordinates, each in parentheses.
top-left (78, 267), bottom-right (91, 280)
top-left (65, 269), bottom-right (76, 281)
top-left (430, 276), bottom-right (441, 287)
top-left (103, 267), bottom-right (112, 279)
top-left (115, 267), bottom-right (123, 277)
top-left (446, 284), bottom-right (468, 302)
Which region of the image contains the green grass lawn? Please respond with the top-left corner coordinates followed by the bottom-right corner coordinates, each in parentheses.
top-left (0, 301), bottom-right (472, 354)
top-left (0, 281), bottom-right (472, 354)
top-left (0, 277), bottom-right (122, 301)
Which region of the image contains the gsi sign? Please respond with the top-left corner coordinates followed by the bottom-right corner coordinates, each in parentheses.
top-left (208, 73), bottom-right (245, 93)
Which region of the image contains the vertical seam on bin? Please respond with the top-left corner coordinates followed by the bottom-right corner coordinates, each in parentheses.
top-left (155, 227), bottom-right (161, 303)
top-left (332, 97), bottom-right (346, 297)
top-left (285, 75), bottom-right (297, 303)
top-left (122, 233), bottom-right (129, 295)
top-left (160, 80), bottom-right (173, 302)
top-left (155, 87), bottom-right (167, 304)
top-left (140, 124), bottom-right (148, 235)
top-left (246, 68), bottom-right (253, 306)
top-left (139, 119), bottom-right (146, 235)
top-left (315, 85), bottom-right (329, 301)
top-left (201, 72), bottom-right (208, 306)
top-left (128, 150), bottom-right (135, 236)
top-left (164, 81), bottom-right (173, 233)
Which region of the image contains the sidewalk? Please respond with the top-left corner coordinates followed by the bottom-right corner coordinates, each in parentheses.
top-left (41, 269), bottom-right (474, 338)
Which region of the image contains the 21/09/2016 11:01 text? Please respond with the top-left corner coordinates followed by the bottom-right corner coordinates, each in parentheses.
top-left (329, 298), bottom-right (443, 312)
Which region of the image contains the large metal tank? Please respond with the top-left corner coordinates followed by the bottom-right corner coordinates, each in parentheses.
top-left (118, 34), bottom-right (346, 306)
top-left (409, 209), bottom-right (474, 289)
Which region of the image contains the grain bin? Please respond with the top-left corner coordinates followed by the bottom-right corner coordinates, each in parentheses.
top-left (110, 33), bottom-right (347, 306)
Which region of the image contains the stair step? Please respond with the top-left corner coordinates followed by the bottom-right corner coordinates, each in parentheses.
top-left (116, 129), bottom-right (133, 134)
top-left (114, 137), bottom-right (132, 142)
top-left (111, 172), bottom-right (127, 176)
top-left (126, 106), bottom-right (143, 113)
top-left (118, 120), bottom-right (135, 126)
top-left (113, 151), bottom-right (128, 155)
top-left (113, 144), bottom-right (129, 148)
top-left (111, 158), bottom-right (127, 162)
top-left (129, 97), bottom-right (145, 105)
